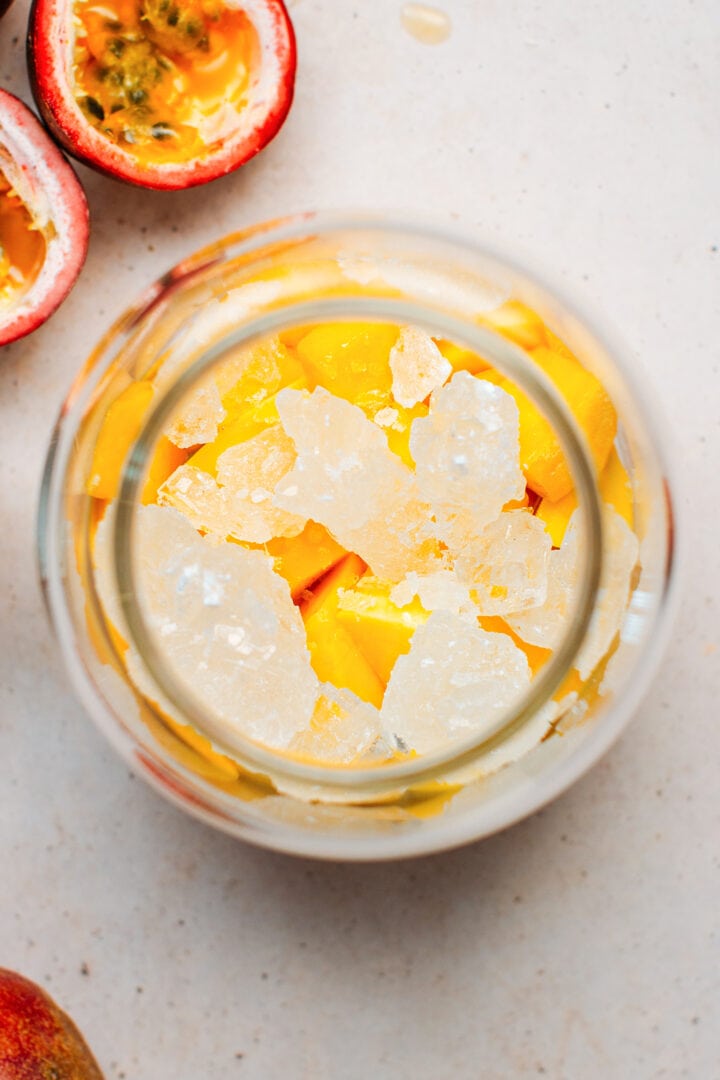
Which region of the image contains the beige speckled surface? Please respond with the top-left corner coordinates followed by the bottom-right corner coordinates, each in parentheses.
top-left (1, 1), bottom-right (718, 1076)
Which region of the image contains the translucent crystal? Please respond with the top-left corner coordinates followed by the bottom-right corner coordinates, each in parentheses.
top-left (274, 387), bottom-right (438, 580)
top-left (409, 372), bottom-right (525, 550)
top-left (505, 507), bottom-right (639, 680)
top-left (374, 406), bottom-right (400, 428)
top-left (503, 518), bottom-right (580, 651)
top-left (163, 336), bottom-right (286, 449)
top-left (165, 379), bottom-right (225, 448)
top-left (390, 568), bottom-right (473, 615)
top-left (290, 684), bottom-right (384, 764)
top-left (389, 325), bottom-right (452, 409)
top-left (127, 504), bottom-right (317, 749)
top-left (455, 510), bottom-right (551, 615)
top-left (158, 424), bottom-right (306, 544)
top-left (381, 610), bottom-right (531, 754)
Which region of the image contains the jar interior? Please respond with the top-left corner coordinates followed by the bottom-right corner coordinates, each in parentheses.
top-left (43, 220), bottom-right (673, 847)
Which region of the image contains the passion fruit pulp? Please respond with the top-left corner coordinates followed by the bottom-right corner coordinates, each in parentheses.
top-left (0, 89), bottom-right (89, 347)
top-left (28, 0), bottom-right (296, 190)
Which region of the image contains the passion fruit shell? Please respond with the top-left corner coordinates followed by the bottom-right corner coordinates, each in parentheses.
top-left (0, 89), bottom-right (89, 347)
top-left (0, 967), bottom-right (104, 1078)
top-left (27, 0), bottom-right (296, 190)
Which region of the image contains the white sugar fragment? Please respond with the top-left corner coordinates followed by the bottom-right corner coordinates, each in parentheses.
top-left (290, 684), bottom-right (384, 764)
top-left (274, 386), bottom-right (438, 580)
top-left (165, 379), bottom-right (225, 448)
top-left (409, 372), bottom-right (525, 549)
top-left (504, 516), bottom-right (579, 651)
top-left (455, 510), bottom-right (551, 615)
top-left (389, 325), bottom-right (452, 408)
top-left (162, 336), bottom-right (286, 449)
top-left (374, 406), bottom-right (400, 428)
top-left (381, 610), bottom-right (531, 754)
top-left (158, 424), bottom-right (306, 544)
top-left (129, 504), bottom-right (317, 749)
top-left (506, 507), bottom-right (639, 680)
top-left (390, 568), bottom-right (473, 615)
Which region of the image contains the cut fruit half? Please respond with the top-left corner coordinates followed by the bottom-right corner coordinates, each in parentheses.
top-left (0, 90), bottom-right (88, 346)
top-left (28, 0), bottom-right (296, 190)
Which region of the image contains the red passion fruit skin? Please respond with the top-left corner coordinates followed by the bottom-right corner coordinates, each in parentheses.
top-left (0, 89), bottom-right (89, 347)
top-left (0, 967), bottom-right (104, 1078)
top-left (27, 0), bottom-right (297, 190)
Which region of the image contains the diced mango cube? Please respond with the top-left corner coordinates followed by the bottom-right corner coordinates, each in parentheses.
top-left (279, 324), bottom-right (318, 349)
top-left (266, 521), bottom-right (347, 599)
top-left (435, 339), bottom-right (491, 375)
top-left (296, 322), bottom-right (399, 414)
top-left (87, 380), bottom-right (156, 500)
top-left (543, 327), bottom-right (577, 360)
top-left (383, 401), bottom-right (428, 467)
top-left (481, 301), bottom-right (547, 351)
top-left (301, 555), bottom-right (385, 707)
top-left (337, 575), bottom-right (429, 686)
top-left (141, 437), bottom-right (191, 505)
top-left (499, 346), bottom-right (617, 502)
top-left (536, 446), bottom-right (633, 546)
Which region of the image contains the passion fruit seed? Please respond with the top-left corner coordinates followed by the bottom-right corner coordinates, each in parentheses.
top-left (141, 0), bottom-right (211, 54)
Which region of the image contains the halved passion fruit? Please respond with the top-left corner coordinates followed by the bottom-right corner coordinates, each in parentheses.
top-left (0, 90), bottom-right (89, 347)
top-left (28, 0), bottom-right (296, 189)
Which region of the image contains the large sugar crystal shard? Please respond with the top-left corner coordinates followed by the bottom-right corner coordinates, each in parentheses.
top-left (274, 386), bottom-right (439, 580)
top-left (163, 336), bottom-right (288, 448)
top-left (158, 424), bottom-right (306, 543)
top-left (409, 372), bottom-right (526, 550)
top-left (290, 684), bottom-right (385, 764)
top-left (389, 326), bottom-right (452, 408)
top-left (454, 510), bottom-right (551, 615)
top-left (128, 505), bottom-right (318, 748)
top-left (381, 610), bottom-right (531, 754)
top-left (506, 507), bottom-right (639, 679)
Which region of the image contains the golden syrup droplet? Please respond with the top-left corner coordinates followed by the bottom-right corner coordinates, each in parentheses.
top-left (400, 3), bottom-right (452, 45)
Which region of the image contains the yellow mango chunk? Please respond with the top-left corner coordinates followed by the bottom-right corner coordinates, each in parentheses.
top-left (278, 324), bottom-right (318, 349)
top-left (188, 377), bottom-right (307, 476)
top-left (141, 437), bottom-right (191, 505)
top-left (301, 555), bottom-right (385, 707)
top-left (87, 380), bottom-right (155, 500)
top-left (543, 326), bottom-right (577, 360)
top-left (481, 301), bottom-right (547, 351)
top-left (382, 401), bottom-right (428, 467)
top-left (499, 346), bottom-right (617, 502)
top-left (337, 575), bottom-right (429, 686)
top-left (536, 446), bottom-right (634, 546)
top-left (435, 339), bottom-right (491, 375)
top-left (296, 322), bottom-right (399, 414)
top-left (266, 521), bottom-right (347, 599)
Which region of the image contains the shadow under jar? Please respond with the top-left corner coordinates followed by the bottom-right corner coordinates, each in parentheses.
top-left (38, 215), bottom-right (678, 860)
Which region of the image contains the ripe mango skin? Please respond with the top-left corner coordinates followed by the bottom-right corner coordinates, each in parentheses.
top-left (0, 968), bottom-right (104, 1078)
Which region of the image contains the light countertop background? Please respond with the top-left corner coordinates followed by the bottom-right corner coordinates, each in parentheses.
top-left (1, 1), bottom-right (718, 1077)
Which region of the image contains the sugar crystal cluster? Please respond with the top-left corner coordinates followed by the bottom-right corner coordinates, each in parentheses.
top-left (92, 316), bottom-right (639, 774)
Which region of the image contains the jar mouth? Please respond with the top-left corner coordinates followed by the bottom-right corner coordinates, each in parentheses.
top-left (111, 291), bottom-right (604, 797)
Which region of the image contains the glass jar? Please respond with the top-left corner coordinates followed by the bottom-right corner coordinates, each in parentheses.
top-left (38, 214), bottom-right (678, 859)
